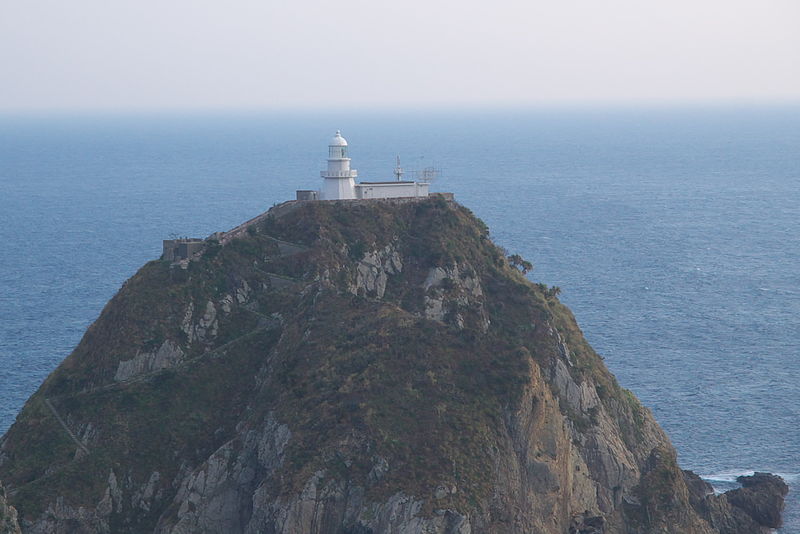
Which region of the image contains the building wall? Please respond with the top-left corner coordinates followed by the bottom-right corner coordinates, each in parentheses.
top-left (323, 177), bottom-right (356, 200)
top-left (355, 182), bottom-right (429, 199)
top-left (163, 239), bottom-right (204, 261)
top-left (326, 156), bottom-right (352, 176)
top-left (178, 241), bottom-right (205, 259)
top-left (296, 190), bottom-right (319, 201)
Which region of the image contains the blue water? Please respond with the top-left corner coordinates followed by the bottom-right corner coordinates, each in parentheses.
top-left (1, 108), bottom-right (798, 531)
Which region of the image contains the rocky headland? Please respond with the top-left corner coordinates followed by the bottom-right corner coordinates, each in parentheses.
top-left (0, 198), bottom-right (787, 533)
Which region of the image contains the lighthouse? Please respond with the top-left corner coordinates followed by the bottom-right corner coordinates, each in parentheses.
top-left (320, 130), bottom-right (357, 200)
top-left (296, 130), bottom-right (434, 201)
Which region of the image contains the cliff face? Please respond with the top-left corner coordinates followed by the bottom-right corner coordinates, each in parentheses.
top-left (0, 198), bottom-right (786, 533)
top-left (0, 482), bottom-right (21, 534)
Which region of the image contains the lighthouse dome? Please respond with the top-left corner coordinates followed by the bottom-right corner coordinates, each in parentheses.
top-left (329, 130), bottom-right (348, 147)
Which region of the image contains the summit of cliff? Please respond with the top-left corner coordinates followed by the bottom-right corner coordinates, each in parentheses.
top-left (0, 198), bottom-right (786, 533)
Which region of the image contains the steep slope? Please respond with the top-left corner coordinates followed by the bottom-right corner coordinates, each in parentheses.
top-left (0, 198), bottom-right (786, 533)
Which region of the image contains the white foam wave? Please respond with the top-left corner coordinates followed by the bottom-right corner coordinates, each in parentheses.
top-left (702, 470), bottom-right (755, 483)
top-left (701, 470), bottom-right (799, 484)
top-left (776, 472), bottom-right (800, 483)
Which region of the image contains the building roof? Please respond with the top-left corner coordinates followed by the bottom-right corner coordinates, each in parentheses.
top-left (358, 181), bottom-right (416, 185)
top-left (329, 130), bottom-right (348, 147)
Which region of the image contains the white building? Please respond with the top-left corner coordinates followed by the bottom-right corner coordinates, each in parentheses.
top-left (321, 130), bottom-right (358, 200)
top-left (298, 131), bottom-right (430, 201)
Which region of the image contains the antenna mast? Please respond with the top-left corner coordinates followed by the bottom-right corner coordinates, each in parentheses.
top-left (393, 155), bottom-right (404, 181)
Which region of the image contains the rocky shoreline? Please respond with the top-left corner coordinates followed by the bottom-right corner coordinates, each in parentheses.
top-left (683, 472), bottom-right (789, 534)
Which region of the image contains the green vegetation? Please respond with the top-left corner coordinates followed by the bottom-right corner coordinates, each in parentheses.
top-left (258, 293), bottom-right (530, 510)
top-left (507, 253), bottom-right (533, 274)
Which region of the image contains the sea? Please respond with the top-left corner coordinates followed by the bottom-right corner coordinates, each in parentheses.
top-left (1, 107), bottom-right (798, 531)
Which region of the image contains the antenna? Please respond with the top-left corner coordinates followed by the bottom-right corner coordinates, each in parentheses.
top-left (393, 155), bottom-right (404, 181)
top-left (407, 158), bottom-right (441, 183)
top-left (390, 155), bottom-right (442, 183)
top-left (418, 165), bottom-right (440, 183)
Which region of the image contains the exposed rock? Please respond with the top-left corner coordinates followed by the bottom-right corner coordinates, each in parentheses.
top-left (367, 456), bottom-right (389, 484)
top-left (196, 300), bottom-right (218, 341)
top-left (236, 280), bottom-right (252, 304)
top-left (96, 470), bottom-right (121, 518)
top-left (180, 302), bottom-right (194, 341)
top-left (0, 481), bottom-right (20, 534)
top-left (220, 294), bottom-right (234, 314)
top-left (179, 298), bottom-right (221, 345)
top-left (25, 496), bottom-right (108, 534)
top-left (131, 471), bottom-right (161, 513)
top-left (114, 341), bottom-right (185, 382)
top-left (423, 263), bottom-right (489, 331)
top-left (684, 470), bottom-right (789, 534)
top-left (349, 244), bottom-right (403, 298)
top-left (569, 511), bottom-right (605, 534)
top-left (157, 414), bottom-right (291, 533)
top-left (728, 472), bottom-right (788, 528)
top-left (550, 357), bottom-right (600, 416)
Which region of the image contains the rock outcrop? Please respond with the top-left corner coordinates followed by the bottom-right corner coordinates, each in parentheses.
top-left (684, 471), bottom-right (789, 534)
top-left (0, 481), bottom-right (20, 534)
top-left (114, 340), bottom-right (185, 382)
top-left (0, 198), bottom-right (786, 533)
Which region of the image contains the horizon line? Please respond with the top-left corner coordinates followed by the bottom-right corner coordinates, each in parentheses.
top-left (2, 99), bottom-right (800, 117)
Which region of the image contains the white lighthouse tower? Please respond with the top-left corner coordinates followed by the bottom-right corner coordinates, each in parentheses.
top-left (321, 130), bottom-right (357, 200)
top-left (296, 130), bottom-right (435, 201)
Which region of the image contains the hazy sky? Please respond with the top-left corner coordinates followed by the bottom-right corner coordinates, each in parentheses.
top-left (2, 0), bottom-right (798, 111)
